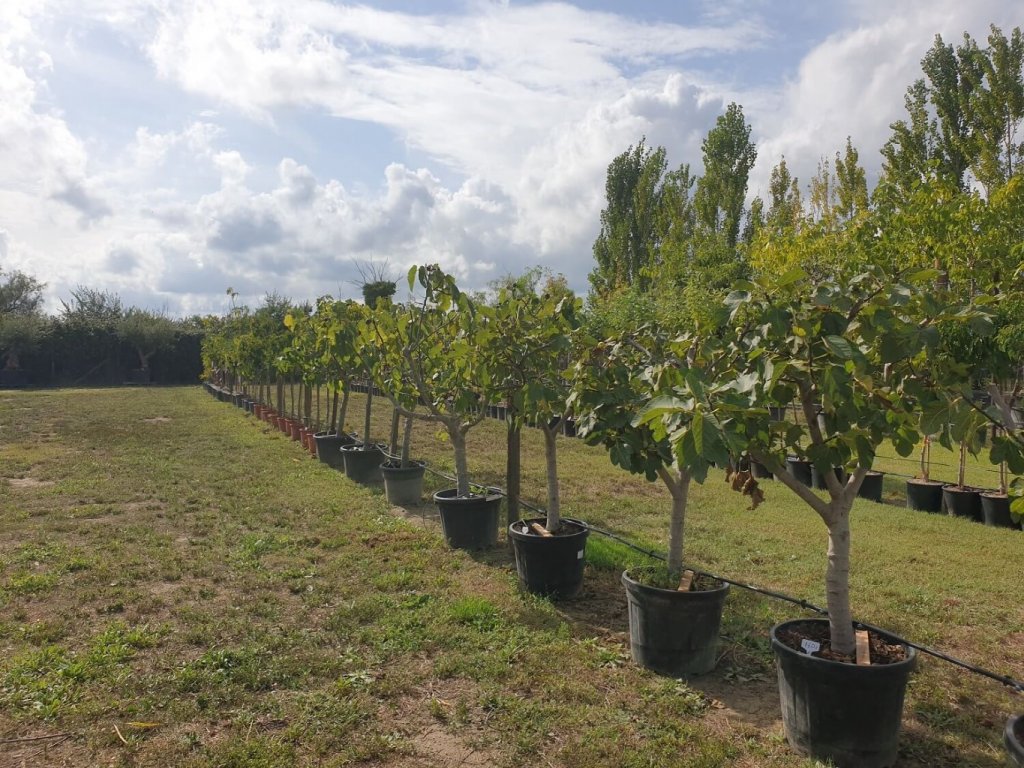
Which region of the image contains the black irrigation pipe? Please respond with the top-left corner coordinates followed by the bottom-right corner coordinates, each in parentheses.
top-left (232, 393), bottom-right (1024, 697)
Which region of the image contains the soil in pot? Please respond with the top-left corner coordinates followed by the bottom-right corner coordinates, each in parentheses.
top-left (772, 618), bottom-right (916, 768)
top-left (508, 518), bottom-right (589, 599)
top-left (943, 485), bottom-right (981, 521)
top-left (340, 444), bottom-right (384, 484)
top-left (433, 489), bottom-right (501, 549)
top-left (786, 456), bottom-right (813, 487)
top-left (313, 432), bottom-right (355, 469)
top-left (621, 567), bottom-right (729, 678)
top-left (857, 471), bottom-right (884, 503)
top-left (1006, 715), bottom-right (1024, 767)
top-left (382, 461), bottom-right (426, 506)
top-left (980, 492), bottom-right (1015, 528)
top-left (905, 479), bottom-right (943, 512)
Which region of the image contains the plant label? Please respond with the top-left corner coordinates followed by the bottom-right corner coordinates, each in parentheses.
top-left (577, 549), bottom-right (584, 559)
top-left (800, 639), bottom-right (821, 655)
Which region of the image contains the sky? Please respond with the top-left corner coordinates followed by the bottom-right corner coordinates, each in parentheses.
top-left (0, 0), bottom-right (1020, 316)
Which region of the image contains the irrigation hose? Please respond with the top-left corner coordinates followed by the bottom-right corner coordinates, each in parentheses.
top-left (260, 404), bottom-right (1024, 697)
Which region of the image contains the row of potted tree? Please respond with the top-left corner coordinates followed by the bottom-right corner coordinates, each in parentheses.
top-left (203, 264), bottom-right (1023, 768)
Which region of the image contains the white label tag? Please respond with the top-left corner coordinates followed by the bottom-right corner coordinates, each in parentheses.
top-left (577, 550), bottom-right (584, 560)
top-left (800, 639), bottom-right (821, 655)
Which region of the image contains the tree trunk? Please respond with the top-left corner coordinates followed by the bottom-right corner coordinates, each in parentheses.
top-left (330, 389), bottom-right (339, 433)
top-left (665, 470), bottom-right (691, 576)
top-left (542, 424), bottom-right (561, 532)
top-left (958, 441), bottom-right (967, 487)
top-left (400, 414), bottom-right (414, 467)
top-left (362, 389), bottom-right (373, 445)
top-left (451, 424), bottom-right (470, 497)
top-left (825, 509), bottom-right (855, 656)
top-left (276, 377), bottom-right (284, 414)
top-left (389, 406), bottom-right (400, 457)
top-left (506, 420), bottom-right (521, 528)
top-left (337, 390), bottom-right (350, 435)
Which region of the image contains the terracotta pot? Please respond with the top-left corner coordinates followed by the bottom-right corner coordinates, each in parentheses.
top-left (289, 421), bottom-right (302, 441)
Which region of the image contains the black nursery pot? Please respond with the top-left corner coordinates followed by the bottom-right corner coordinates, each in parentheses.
top-left (750, 460), bottom-right (773, 480)
top-left (786, 456), bottom-right (813, 487)
top-left (508, 518), bottom-right (589, 598)
top-left (905, 479), bottom-right (943, 512)
top-left (621, 570), bottom-right (729, 677)
top-left (857, 471), bottom-right (884, 503)
top-left (771, 619), bottom-right (916, 768)
top-left (943, 485), bottom-right (981, 521)
top-left (433, 489), bottom-right (501, 550)
top-left (1006, 714), bottom-right (1024, 767)
top-left (340, 443), bottom-right (384, 484)
top-left (980, 492), bottom-right (1015, 528)
top-left (381, 461), bottom-right (426, 506)
top-left (313, 432), bottom-right (356, 469)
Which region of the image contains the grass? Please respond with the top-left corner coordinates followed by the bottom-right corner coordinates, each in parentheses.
top-left (0, 386), bottom-right (1020, 767)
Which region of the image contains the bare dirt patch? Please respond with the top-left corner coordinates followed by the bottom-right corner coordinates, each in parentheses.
top-left (141, 416), bottom-right (172, 423)
top-left (7, 477), bottom-right (55, 489)
top-left (386, 680), bottom-right (500, 768)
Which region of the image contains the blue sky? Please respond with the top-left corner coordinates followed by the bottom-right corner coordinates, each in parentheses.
top-left (0, 0), bottom-right (1019, 315)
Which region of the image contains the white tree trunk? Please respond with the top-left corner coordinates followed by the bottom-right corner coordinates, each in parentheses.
top-left (451, 424), bottom-right (470, 496)
top-left (657, 467), bottom-right (691, 576)
top-left (542, 424), bottom-right (560, 532)
top-left (825, 508), bottom-right (855, 656)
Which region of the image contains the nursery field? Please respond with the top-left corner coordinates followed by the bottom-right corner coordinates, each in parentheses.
top-left (0, 386), bottom-right (1021, 767)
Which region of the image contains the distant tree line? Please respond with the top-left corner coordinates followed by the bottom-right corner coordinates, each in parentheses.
top-left (0, 279), bottom-right (203, 387)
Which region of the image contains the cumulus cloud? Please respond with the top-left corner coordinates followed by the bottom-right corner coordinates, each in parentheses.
top-left (1, 0), bottom-right (1021, 317)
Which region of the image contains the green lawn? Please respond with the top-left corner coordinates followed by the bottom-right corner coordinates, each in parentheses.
top-left (0, 386), bottom-right (1020, 767)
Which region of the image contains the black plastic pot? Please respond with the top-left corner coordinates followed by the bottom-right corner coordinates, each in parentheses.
top-left (434, 489), bottom-right (501, 549)
top-left (508, 518), bottom-right (589, 598)
top-left (857, 471), bottom-right (884, 503)
top-left (1006, 714), bottom-right (1024, 767)
top-left (340, 444), bottom-right (384, 484)
top-left (786, 456), bottom-right (813, 487)
top-left (621, 570), bottom-right (729, 677)
top-left (980, 492), bottom-right (1015, 528)
top-left (771, 618), bottom-right (916, 768)
top-left (905, 479), bottom-right (943, 512)
top-left (382, 461), bottom-right (426, 506)
top-left (811, 465), bottom-right (846, 490)
top-left (313, 432), bottom-right (356, 469)
top-left (751, 460), bottom-right (773, 479)
top-left (943, 485), bottom-right (981, 521)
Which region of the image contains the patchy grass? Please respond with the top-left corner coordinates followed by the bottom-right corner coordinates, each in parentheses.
top-left (0, 386), bottom-right (1019, 767)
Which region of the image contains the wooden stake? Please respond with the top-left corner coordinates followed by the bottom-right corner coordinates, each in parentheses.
top-left (677, 569), bottom-right (695, 592)
top-left (855, 629), bottom-right (871, 666)
top-left (529, 522), bottom-right (553, 537)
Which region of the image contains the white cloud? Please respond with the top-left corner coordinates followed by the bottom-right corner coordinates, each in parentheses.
top-left (746, 0), bottom-right (1024, 197)
top-left (1, 0), bottom-right (1021, 317)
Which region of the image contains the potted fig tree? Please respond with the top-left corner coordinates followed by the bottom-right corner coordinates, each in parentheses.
top-left (398, 264), bottom-right (500, 549)
top-left (486, 276), bottom-right (588, 597)
top-left (665, 266), bottom-right (987, 767)
top-left (362, 298), bottom-right (428, 507)
top-left (569, 320), bottom-right (730, 676)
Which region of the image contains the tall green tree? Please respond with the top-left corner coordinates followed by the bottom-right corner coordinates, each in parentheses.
top-left (880, 79), bottom-right (936, 195)
top-left (0, 268), bottom-right (45, 316)
top-left (693, 103), bottom-right (757, 249)
top-left (833, 137), bottom-right (869, 221)
top-left (766, 156), bottom-right (802, 233)
top-left (963, 25), bottom-right (1024, 192)
top-left (589, 139), bottom-right (668, 295)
